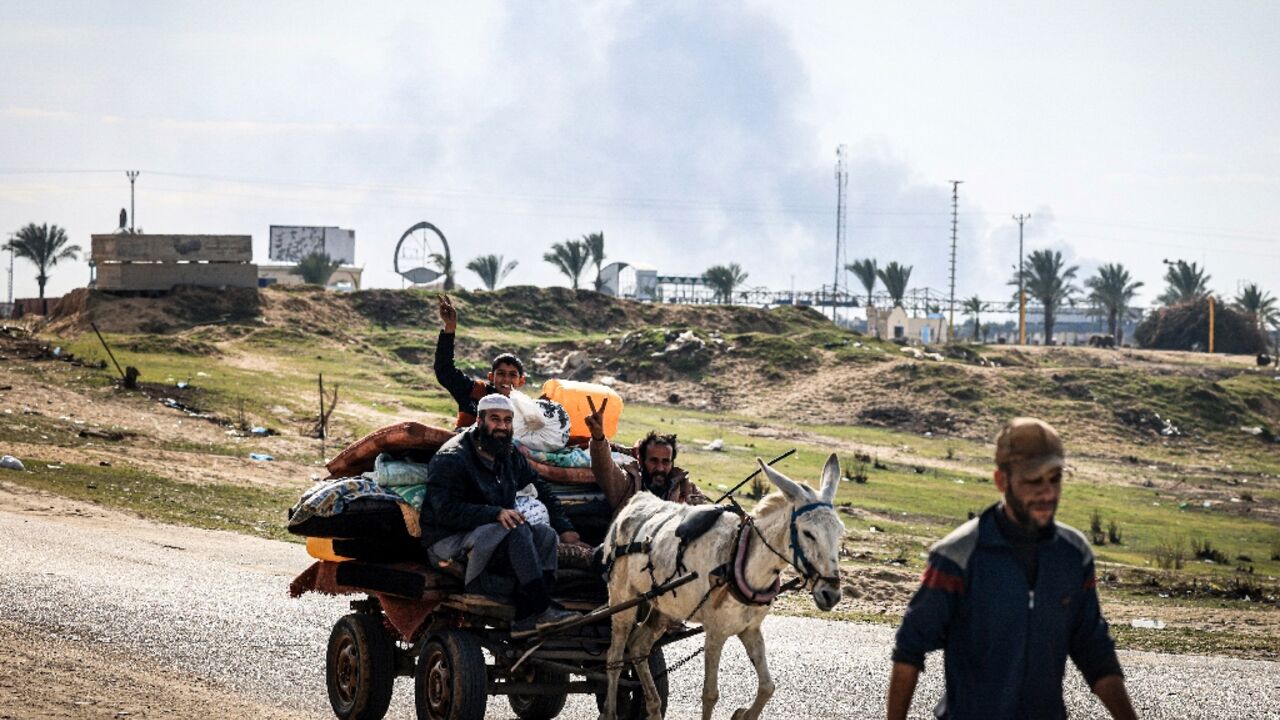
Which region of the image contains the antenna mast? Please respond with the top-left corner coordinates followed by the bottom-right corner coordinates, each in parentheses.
top-left (947, 179), bottom-right (963, 339)
top-left (833, 145), bottom-right (849, 322)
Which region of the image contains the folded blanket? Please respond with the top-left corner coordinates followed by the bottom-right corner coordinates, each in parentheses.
top-left (288, 477), bottom-right (422, 537)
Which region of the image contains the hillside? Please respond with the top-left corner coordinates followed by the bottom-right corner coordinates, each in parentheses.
top-left (5, 284), bottom-right (1279, 658)
top-left (46, 285), bottom-right (1280, 454)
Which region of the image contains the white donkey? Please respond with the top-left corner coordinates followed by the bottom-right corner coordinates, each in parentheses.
top-left (600, 454), bottom-right (846, 720)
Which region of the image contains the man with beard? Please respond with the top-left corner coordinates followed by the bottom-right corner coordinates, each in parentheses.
top-left (423, 394), bottom-right (586, 631)
top-left (584, 397), bottom-right (707, 512)
top-left (886, 417), bottom-right (1137, 720)
top-left (434, 293), bottom-right (527, 430)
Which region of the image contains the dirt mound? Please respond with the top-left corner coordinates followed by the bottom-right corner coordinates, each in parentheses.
top-left (46, 287), bottom-right (262, 335)
top-left (348, 285), bottom-right (831, 335)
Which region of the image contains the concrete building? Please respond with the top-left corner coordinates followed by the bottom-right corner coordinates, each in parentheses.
top-left (91, 234), bottom-right (257, 291)
top-left (599, 261), bottom-right (657, 300)
top-left (261, 225), bottom-right (361, 290)
top-left (867, 305), bottom-right (950, 345)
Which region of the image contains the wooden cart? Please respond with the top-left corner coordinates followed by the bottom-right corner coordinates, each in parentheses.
top-left (290, 558), bottom-right (700, 720)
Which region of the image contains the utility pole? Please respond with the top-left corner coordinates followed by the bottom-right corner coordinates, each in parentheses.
top-left (833, 145), bottom-right (849, 324)
top-left (6, 237), bottom-right (13, 306)
top-left (1013, 213), bottom-right (1030, 344)
top-left (126, 170), bottom-right (140, 233)
top-left (947, 180), bottom-right (963, 340)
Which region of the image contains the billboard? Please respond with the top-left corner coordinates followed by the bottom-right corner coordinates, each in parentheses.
top-left (268, 226), bottom-right (355, 264)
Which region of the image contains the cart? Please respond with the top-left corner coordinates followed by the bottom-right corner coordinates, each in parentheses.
top-left (290, 557), bottom-right (702, 720)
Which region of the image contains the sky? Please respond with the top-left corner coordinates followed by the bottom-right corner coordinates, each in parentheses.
top-left (1, 1), bottom-right (1277, 313)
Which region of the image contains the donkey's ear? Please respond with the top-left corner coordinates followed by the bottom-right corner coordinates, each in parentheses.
top-left (758, 458), bottom-right (806, 501)
top-left (820, 453), bottom-right (840, 504)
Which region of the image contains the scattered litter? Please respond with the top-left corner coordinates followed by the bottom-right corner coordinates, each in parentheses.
top-left (0, 455), bottom-right (24, 471)
top-left (98, 461), bottom-right (111, 467)
top-left (51, 346), bottom-right (62, 358)
top-left (176, 381), bottom-right (189, 389)
top-left (1240, 426), bottom-right (1263, 436)
top-left (249, 453), bottom-right (275, 462)
top-left (45, 464), bottom-right (63, 470)
top-left (953, 479), bottom-right (965, 484)
top-left (1130, 618), bottom-right (1166, 630)
top-left (196, 371), bottom-right (209, 377)
top-left (250, 426), bottom-right (270, 436)
top-left (599, 375), bottom-right (617, 387)
top-left (923, 431), bottom-right (933, 438)
top-left (309, 473), bottom-right (321, 482)
top-left (703, 438), bottom-right (725, 452)
top-left (1202, 500), bottom-right (1212, 508)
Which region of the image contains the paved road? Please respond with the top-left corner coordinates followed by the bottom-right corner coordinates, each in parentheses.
top-left (1, 492), bottom-right (1278, 720)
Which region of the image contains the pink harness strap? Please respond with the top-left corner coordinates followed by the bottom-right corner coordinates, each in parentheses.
top-left (732, 521), bottom-right (781, 604)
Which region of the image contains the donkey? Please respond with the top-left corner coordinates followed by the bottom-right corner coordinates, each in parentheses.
top-left (600, 454), bottom-right (846, 720)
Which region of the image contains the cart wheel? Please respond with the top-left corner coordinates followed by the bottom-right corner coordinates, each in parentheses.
top-left (508, 665), bottom-right (569, 720)
top-left (415, 629), bottom-right (487, 720)
top-left (595, 647), bottom-right (668, 720)
top-left (326, 613), bottom-right (395, 720)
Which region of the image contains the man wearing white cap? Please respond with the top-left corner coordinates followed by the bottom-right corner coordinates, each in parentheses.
top-left (887, 417), bottom-right (1138, 720)
top-left (424, 393), bottom-right (585, 631)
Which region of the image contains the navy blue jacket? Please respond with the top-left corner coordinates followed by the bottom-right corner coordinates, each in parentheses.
top-left (893, 504), bottom-right (1120, 720)
top-left (421, 427), bottom-right (573, 546)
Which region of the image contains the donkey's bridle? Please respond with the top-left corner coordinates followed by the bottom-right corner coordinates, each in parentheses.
top-left (742, 500), bottom-right (840, 592)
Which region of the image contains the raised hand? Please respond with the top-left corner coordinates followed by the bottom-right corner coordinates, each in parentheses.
top-left (437, 293), bottom-right (458, 333)
top-left (584, 396), bottom-right (609, 442)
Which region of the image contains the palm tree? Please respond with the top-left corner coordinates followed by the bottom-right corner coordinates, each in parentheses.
top-left (296, 252), bottom-right (341, 286)
top-left (846, 259), bottom-right (878, 307)
top-left (702, 263), bottom-right (748, 304)
top-left (1157, 260), bottom-right (1210, 306)
top-left (5, 223), bottom-right (81, 313)
top-left (543, 239), bottom-right (590, 289)
top-left (1085, 263), bottom-right (1144, 345)
top-left (429, 251), bottom-right (456, 290)
top-left (582, 232), bottom-right (606, 291)
top-left (962, 296), bottom-right (985, 341)
top-left (876, 262), bottom-right (912, 308)
top-left (1234, 283), bottom-right (1279, 336)
top-left (466, 254), bottom-right (518, 291)
top-left (1009, 249), bottom-right (1078, 345)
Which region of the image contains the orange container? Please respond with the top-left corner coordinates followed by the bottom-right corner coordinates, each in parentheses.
top-left (541, 379), bottom-right (623, 440)
top-left (306, 536), bottom-right (353, 563)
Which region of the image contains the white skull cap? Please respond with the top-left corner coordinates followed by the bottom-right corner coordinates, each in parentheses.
top-left (477, 394), bottom-right (513, 413)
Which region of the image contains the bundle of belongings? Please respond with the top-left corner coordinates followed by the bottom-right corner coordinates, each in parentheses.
top-left (287, 422), bottom-right (454, 564)
top-left (286, 382), bottom-right (631, 575)
top-left (508, 384), bottom-right (632, 548)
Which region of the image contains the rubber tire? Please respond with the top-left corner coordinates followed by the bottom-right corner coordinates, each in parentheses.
top-left (595, 647), bottom-right (668, 720)
top-left (507, 665), bottom-right (569, 720)
top-left (326, 613), bottom-right (395, 720)
top-left (415, 629), bottom-right (488, 720)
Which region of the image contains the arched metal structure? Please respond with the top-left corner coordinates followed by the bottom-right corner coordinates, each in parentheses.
top-left (393, 221), bottom-right (453, 287)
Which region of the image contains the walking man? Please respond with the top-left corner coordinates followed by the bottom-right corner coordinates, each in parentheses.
top-left (888, 417), bottom-right (1138, 720)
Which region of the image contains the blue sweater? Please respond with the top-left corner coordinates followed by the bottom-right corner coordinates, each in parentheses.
top-left (893, 504), bottom-right (1121, 720)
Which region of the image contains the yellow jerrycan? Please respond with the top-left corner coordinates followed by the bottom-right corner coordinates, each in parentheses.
top-left (541, 379), bottom-right (623, 441)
